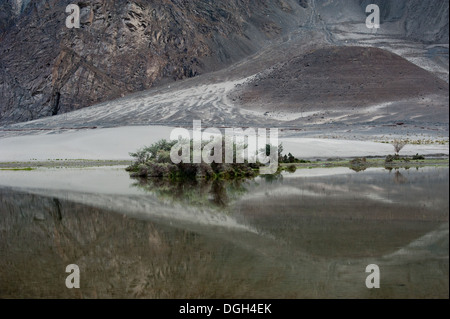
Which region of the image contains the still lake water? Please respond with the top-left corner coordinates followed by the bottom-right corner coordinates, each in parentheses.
top-left (0, 166), bottom-right (448, 298)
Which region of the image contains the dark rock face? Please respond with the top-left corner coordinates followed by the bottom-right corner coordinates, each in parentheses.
top-left (0, 0), bottom-right (306, 124)
top-left (0, 0), bottom-right (31, 31)
top-left (0, 1), bottom-right (15, 32)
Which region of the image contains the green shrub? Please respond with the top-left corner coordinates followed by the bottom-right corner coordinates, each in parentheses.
top-left (412, 153), bottom-right (425, 160)
top-left (385, 155), bottom-right (394, 163)
top-left (286, 164), bottom-right (297, 173)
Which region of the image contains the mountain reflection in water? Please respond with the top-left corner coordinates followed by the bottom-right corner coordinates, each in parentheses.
top-left (0, 167), bottom-right (448, 298)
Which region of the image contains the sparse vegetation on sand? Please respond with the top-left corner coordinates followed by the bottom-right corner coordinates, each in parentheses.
top-left (377, 138), bottom-right (449, 146)
top-left (278, 156), bottom-right (448, 172)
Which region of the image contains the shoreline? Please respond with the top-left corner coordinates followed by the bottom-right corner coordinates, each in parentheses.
top-left (0, 157), bottom-right (448, 170)
top-left (0, 125), bottom-right (448, 163)
top-left (0, 160), bottom-right (132, 169)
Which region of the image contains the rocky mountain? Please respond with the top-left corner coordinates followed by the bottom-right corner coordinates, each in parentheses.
top-left (0, 0), bottom-right (312, 124)
top-left (0, 0), bottom-right (448, 125)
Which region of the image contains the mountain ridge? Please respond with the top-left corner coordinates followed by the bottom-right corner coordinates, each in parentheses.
top-left (0, 0), bottom-right (448, 125)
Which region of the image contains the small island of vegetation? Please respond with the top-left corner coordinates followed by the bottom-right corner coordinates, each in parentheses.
top-left (126, 138), bottom-right (278, 180)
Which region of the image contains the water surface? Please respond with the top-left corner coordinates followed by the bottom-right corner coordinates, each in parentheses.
top-left (0, 167), bottom-right (448, 298)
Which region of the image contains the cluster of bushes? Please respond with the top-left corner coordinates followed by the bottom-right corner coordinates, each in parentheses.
top-left (350, 157), bottom-right (367, 165)
top-left (126, 139), bottom-right (265, 180)
top-left (270, 144), bottom-right (310, 164)
top-left (285, 164), bottom-right (297, 173)
top-left (385, 154), bottom-right (425, 163)
top-left (279, 153), bottom-right (311, 164)
top-left (126, 138), bottom-right (312, 180)
top-left (349, 157), bottom-right (368, 172)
